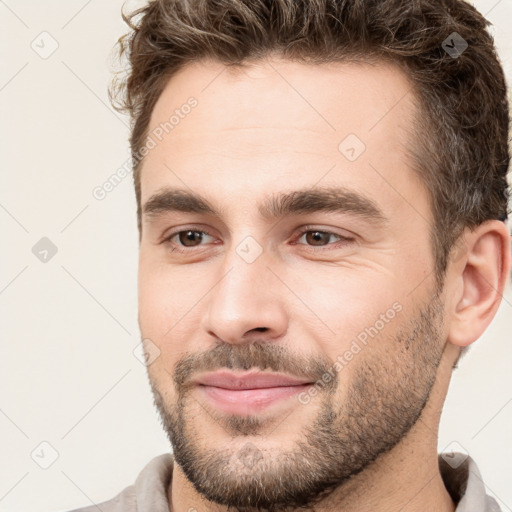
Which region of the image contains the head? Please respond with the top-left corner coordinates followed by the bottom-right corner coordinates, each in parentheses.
top-left (111, 0), bottom-right (511, 510)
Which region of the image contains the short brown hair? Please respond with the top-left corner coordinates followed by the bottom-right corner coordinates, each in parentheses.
top-left (110, 0), bottom-right (510, 284)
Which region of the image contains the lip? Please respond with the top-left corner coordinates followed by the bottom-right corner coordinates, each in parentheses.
top-left (192, 370), bottom-right (314, 415)
top-left (192, 370), bottom-right (313, 389)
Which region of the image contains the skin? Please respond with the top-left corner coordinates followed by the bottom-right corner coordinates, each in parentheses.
top-left (137, 56), bottom-right (511, 512)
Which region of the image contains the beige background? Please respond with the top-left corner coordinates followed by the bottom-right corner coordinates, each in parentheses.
top-left (1, 1), bottom-right (511, 510)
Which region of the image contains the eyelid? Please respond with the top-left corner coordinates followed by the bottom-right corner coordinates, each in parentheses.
top-left (161, 226), bottom-right (216, 246)
top-left (291, 225), bottom-right (355, 251)
top-left (160, 223), bottom-right (213, 240)
top-left (293, 224), bottom-right (355, 241)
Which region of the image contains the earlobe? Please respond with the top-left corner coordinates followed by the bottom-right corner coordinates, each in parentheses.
top-left (447, 220), bottom-right (511, 348)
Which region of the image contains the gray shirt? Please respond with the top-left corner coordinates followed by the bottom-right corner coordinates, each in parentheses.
top-left (66, 452), bottom-right (501, 512)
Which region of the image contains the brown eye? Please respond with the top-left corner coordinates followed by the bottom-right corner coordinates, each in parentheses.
top-left (295, 228), bottom-right (354, 251)
top-left (178, 230), bottom-right (204, 247)
top-left (163, 229), bottom-right (216, 252)
top-left (304, 231), bottom-right (333, 246)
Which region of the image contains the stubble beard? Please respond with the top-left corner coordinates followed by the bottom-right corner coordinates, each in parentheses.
top-left (149, 291), bottom-right (445, 512)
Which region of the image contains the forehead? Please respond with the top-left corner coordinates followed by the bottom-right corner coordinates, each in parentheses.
top-left (140, 57), bottom-right (427, 222)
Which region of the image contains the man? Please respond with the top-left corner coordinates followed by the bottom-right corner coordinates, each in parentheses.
top-left (71, 0), bottom-right (510, 510)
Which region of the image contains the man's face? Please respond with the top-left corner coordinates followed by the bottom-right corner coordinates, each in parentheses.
top-left (138, 57), bottom-right (448, 510)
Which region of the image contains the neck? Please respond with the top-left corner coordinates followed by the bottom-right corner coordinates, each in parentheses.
top-left (303, 422), bottom-right (456, 512)
top-left (169, 343), bottom-right (459, 512)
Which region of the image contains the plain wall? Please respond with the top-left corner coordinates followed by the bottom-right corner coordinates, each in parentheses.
top-left (1, 1), bottom-right (511, 510)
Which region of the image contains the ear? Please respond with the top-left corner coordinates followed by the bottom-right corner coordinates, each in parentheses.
top-left (447, 220), bottom-right (511, 347)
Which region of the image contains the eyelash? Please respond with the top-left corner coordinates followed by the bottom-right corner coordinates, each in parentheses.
top-left (161, 226), bottom-right (355, 254)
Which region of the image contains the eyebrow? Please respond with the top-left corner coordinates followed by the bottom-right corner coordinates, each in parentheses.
top-left (142, 186), bottom-right (388, 226)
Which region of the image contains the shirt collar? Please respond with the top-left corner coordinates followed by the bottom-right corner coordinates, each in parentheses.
top-left (438, 452), bottom-right (501, 512)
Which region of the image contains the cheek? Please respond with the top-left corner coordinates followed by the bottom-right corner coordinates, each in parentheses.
top-left (137, 265), bottom-right (208, 367)
top-left (138, 259), bottom-right (193, 331)
top-left (288, 268), bottom-right (405, 351)
top-left (138, 271), bottom-right (170, 337)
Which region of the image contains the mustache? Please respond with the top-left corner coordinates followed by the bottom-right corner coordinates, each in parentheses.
top-left (173, 341), bottom-right (337, 392)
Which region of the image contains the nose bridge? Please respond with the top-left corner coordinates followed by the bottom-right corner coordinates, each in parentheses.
top-left (201, 240), bottom-right (288, 343)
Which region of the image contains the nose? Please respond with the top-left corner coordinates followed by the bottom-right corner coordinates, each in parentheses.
top-left (200, 248), bottom-right (289, 345)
